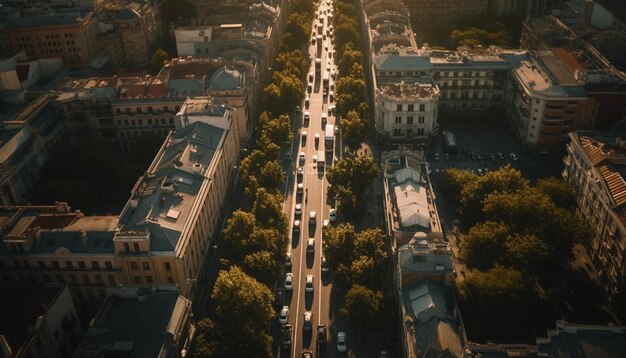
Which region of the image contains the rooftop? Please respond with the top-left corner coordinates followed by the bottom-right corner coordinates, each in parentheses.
top-left (117, 121), bottom-right (226, 252)
top-left (7, 10), bottom-right (92, 29)
top-left (76, 288), bottom-right (191, 357)
top-left (392, 167), bottom-right (430, 230)
top-left (513, 60), bottom-right (586, 97)
top-left (378, 80), bottom-right (439, 100)
top-left (398, 236), bottom-right (453, 274)
top-left (537, 321), bottom-right (626, 357)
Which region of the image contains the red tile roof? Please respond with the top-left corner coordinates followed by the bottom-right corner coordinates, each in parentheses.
top-left (553, 47), bottom-right (584, 73)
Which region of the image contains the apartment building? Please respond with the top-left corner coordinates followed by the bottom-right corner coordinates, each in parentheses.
top-left (96, 0), bottom-right (158, 67)
top-left (374, 79), bottom-right (440, 142)
top-left (74, 287), bottom-right (193, 357)
top-left (0, 96), bottom-right (68, 206)
top-left (562, 126), bottom-right (626, 315)
top-left (0, 101), bottom-right (237, 310)
top-left (0, 285), bottom-right (83, 358)
top-left (4, 8), bottom-right (97, 67)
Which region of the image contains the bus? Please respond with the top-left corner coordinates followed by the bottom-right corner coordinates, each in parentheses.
top-left (325, 124), bottom-right (334, 152)
top-left (316, 35), bottom-right (323, 58)
top-left (442, 131), bottom-right (457, 153)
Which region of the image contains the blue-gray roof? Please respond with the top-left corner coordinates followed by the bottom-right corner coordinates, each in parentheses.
top-left (210, 67), bottom-right (243, 90)
top-left (30, 231), bottom-right (115, 254)
top-left (374, 53), bottom-right (434, 71)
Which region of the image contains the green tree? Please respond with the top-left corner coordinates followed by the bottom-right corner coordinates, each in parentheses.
top-left (222, 210), bottom-right (257, 264)
top-left (327, 155), bottom-right (379, 198)
top-left (338, 43), bottom-right (364, 76)
top-left (149, 48), bottom-right (169, 74)
top-left (258, 161), bottom-right (285, 194)
top-left (340, 284), bottom-right (384, 331)
top-left (211, 266), bottom-right (273, 357)
top-left (459, 221), bottom-right (510, 271)
top-left (536, 177), bottom-right (577, 211)
top-left (340, 110), bottom-right (365, 151)
top-left (191, 318), bottom-right (219, 357)
top-left (322, 223), bottom-right (357, 269)
top-left (504, 233), bottom-right (551, 276)
top-left (242, 250), bottom-right (282, 285)
top-left (252, 188), bottom-right (288, 234)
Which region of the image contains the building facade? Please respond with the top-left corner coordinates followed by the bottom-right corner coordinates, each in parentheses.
top-left (562, 127), bottom-right (626, 315)
top-left (0, 100), bottom-right (238, 310)
top-left (4, 10), bottom-right (97, 67)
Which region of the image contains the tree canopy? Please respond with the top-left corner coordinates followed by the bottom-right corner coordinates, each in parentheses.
top-left (340, 284), bottom-right (384, 332)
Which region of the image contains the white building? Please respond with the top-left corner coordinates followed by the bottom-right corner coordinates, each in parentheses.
top-left (175, 27), bottom-right (213, 58)
top-left (375, 80), bottom-right (440, 142)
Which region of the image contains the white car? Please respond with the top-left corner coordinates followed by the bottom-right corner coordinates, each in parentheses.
top-left (295, 203), bottom-right (302, 216)
top-left (285, 252), bottom-right (292, 267)
top-left (313, 154), bottom-right (318, 163)
top-left (309, 211), bottom-right (316, 224)
top-left (305, 275), bottom-right (314, 292)
top-left (278, 306), bottom-right (289, 325)
top-left (329, 208), bottom-right (337, 222)
top-left (285, 273), bottom-right (293, 291)
top-left (304, 311), bottom-right (312, 331)
top-left (307, 238), bottom-right (315, 253)
top-left (297, 183), bottom-right (304, 193)
top-left (299, 152), bottom-right (306, 165)
top-left (293, 220), bottom-right (301, 233)
top-left (337, 331), bottom-right (347, 352)
top-left (323, 219), bottom-right (329, 227)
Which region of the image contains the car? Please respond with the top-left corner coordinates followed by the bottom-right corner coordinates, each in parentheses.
top-left (304, 96), bottom-right (310, 109)
top-left (297, 183), bottom-right (304, 194)
top-left (477, 168), bottom-right (483, 175)
top-left (484, 168), bottom-right (489, 173)
top-left (285, 150), bottom-right (291, 161)
top-left (444, 153), bottom-right (450, 160)
top-left (302, 352), bottom-right (313, 358)
top-left (307, 238), bottom-right (315, 253)
top-left (278, 306), bottom-right (289, 324)
top-left (323, 219), bottom-right (329, 227)
top-left (302, 131), bottom-right (307, 141)
top-left (323, 88), bottom-right (328, 96)
top-left (497, 152), bottom-right (504, 160)
top-left (309, 72), bottom-right (314, 82)
top-left (380, 351), bottom-right (388, 357)
top-left (303, 312), bottom-right (312, 331)
top-left (317, 325), bottom-right (328, 347)
top-left (434, 153), bottom-right (440, 161)
top-left (274, 288), bottom-right (284, 308)
top-left (305, 274), bottom-right (314, 292)
top-left (321, 256), bottom-right (329, 273)
top-left (329, 208), bottom-right (337, 222)
top-left (304, 112), bottom-right (310, 126)
top-left (295, 203), bottom-right (302, 216)
top-left (337, 331), bottom-right (347, 352)
top-left (285, 273), bottom-right (293, 291)
top-left (509, 152), bottom-right (519, 161)
top-left (312, 36), bottom-right (316, 44)
top-left (313, 154), bottom-right (318, 163)
top-left (309, 211), bottom-right (317, 224)
top-left (285, 252), bottom-right (292, 267)
top-left (299, 152), bottom-right (306, 165)
top-left (281, 324), bottom-right (292, 348)
top-left (297, 167), bottom-right (304, 181)
top-left (307, 83), bottom-right (312, 93)
top-left (476, 154), bottom-right (483, 160)
top-left (490, 154), bottom-right (496, 161)
top-left (315, 133), bottom-right (320, 147)
top-left (293, 220), bottom-right (301, 233)
top-left (295, 105), bottom-right (301, 113)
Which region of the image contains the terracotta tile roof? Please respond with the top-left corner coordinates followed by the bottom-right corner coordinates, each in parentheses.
top-left (580, 136), bottom-right (609, 165)
top-left (598, 163), bottom-right (626, 207)
top-left (553, 47), bottom-right (584, 73)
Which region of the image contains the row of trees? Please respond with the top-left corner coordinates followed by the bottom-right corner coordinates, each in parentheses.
top-left (192, 0), bottom-right (319, 355)
top-left (326, 155), bottom-right (379, 219)
top-left (436, 166), bottom-right (589, 336)
top-left (323, 224), bottom-right (389, 332)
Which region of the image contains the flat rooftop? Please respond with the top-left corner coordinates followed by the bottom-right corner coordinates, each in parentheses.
top-left (117, 121), bottom-right (225, 252)
top-left (378, 80), bottom-right (439, 100)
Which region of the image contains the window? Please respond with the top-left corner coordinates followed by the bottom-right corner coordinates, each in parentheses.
top-left (163, 106), bottom-right (169, 111)
top-left (82, 275), bottom-right (90, 285)
top-left (133, 276), bottom-right (141, 284)
top-left (124, 243), bottom-right (130, 252)
top-left (393, 128), bottom-right (402, 136)
top-left (168, 276), bottom-right (174, 284)
top-left (131, 120), bottom-right (135, 126)
top-left (138, 119), bottom-right (143, 126)
top-left (78, 261), bottom-right (86, 269)
top-left (38, 261), bottom-right (46, 268)
top-left (418, 116), bottom-right (425, 124)
top-left (169, 118), bottom-right (174, 124)
top-left (108, 275), bottom-right (116, 285)
top-left (136, 107), bottom-right (142, 113)
top-left (57, 274), bottom-right (66, 283)
top-left (133, 243), bottom-right (140, 253)
top-left (147, 107), bottom-right (153, 113)
top-left (417, 128), bottom-right (425, 135)
top-left (66, 261), bottom-right (73, 269)
top-left (408, 104), bottom-right (414, 112)
top-left (419, 104), bottom-right (426, 111)
top-left (161, 118), bottom-right (166, 125)
top-left (130, 262), bottom-right (138, 270)
top-left (165, 262), bottom-right (171, 271)
top-left (395, 116), bottom-right (402, 124)
top-left (69, 274), bottom-right (77, 284)
top-left (52, 261), bottom-right (60, 269)
top-left (95, 274), bottom-right (103, 284)
top-left (148, 119), bottom-right (153, 125)
top-left (143, 262), bottom-right (150, 270)
top-left (105, 261), bottom-right (113, 269)
top-left (407, 117), bottom-right (414, 124)
top-left (91, 261), bottom-right (99, 269)
top-left (146, 275), bottom-right (153, 284)
top-left (396, 104), bottom-right (403, 111)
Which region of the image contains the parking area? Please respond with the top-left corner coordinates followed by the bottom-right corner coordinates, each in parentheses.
top-left (428, 114), bottom-right (564, 181)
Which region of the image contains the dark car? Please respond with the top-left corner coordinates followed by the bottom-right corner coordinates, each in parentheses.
top-left (302, 351), bottom-right (313, 358)
top-left (281, 324), bottom-right (292, 348)
top-left (273, 288), bottom-right (284, 308)
top-left (317, 325), bottom-right (327, 347)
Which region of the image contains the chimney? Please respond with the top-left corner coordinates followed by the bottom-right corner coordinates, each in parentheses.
top-left (584, 0), bottom-right (594, 25)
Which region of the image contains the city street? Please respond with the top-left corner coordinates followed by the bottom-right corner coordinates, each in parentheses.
top-left (279, 0), bottom-right (340, 356)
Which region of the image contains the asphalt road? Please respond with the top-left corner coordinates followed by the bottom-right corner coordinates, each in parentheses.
top-left (278, 0), bottom-right (341, 356)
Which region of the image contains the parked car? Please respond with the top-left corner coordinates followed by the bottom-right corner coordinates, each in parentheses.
top-left (278, 306), bottom-right (289, 324)
top-left (285, 252), bottom-right (292, 267)
top-left (295, 203), bottom-right (302, 216)
top-left (307, 238), bottom-right (315, 253)
top-left (303, 312), bottom-right (312, 331)
top-left (337, 331), bottom-right (347, 352)
top-left (305, 275), bottom-right (314, 292)
top-left (329, 208), bottom-right (337, 222)
top-left (281, 324), bottom-right (292, 348)
top-left (299, 152), bottom-right (306, 165)
top-left (293, 220), bottom-right (301, 234)
top-left (309, 211), bottom-right (316, 224)
top-left (317, 325), bottom-right (327, 347)
top-left (285, 273), bottom-right (293, 291)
